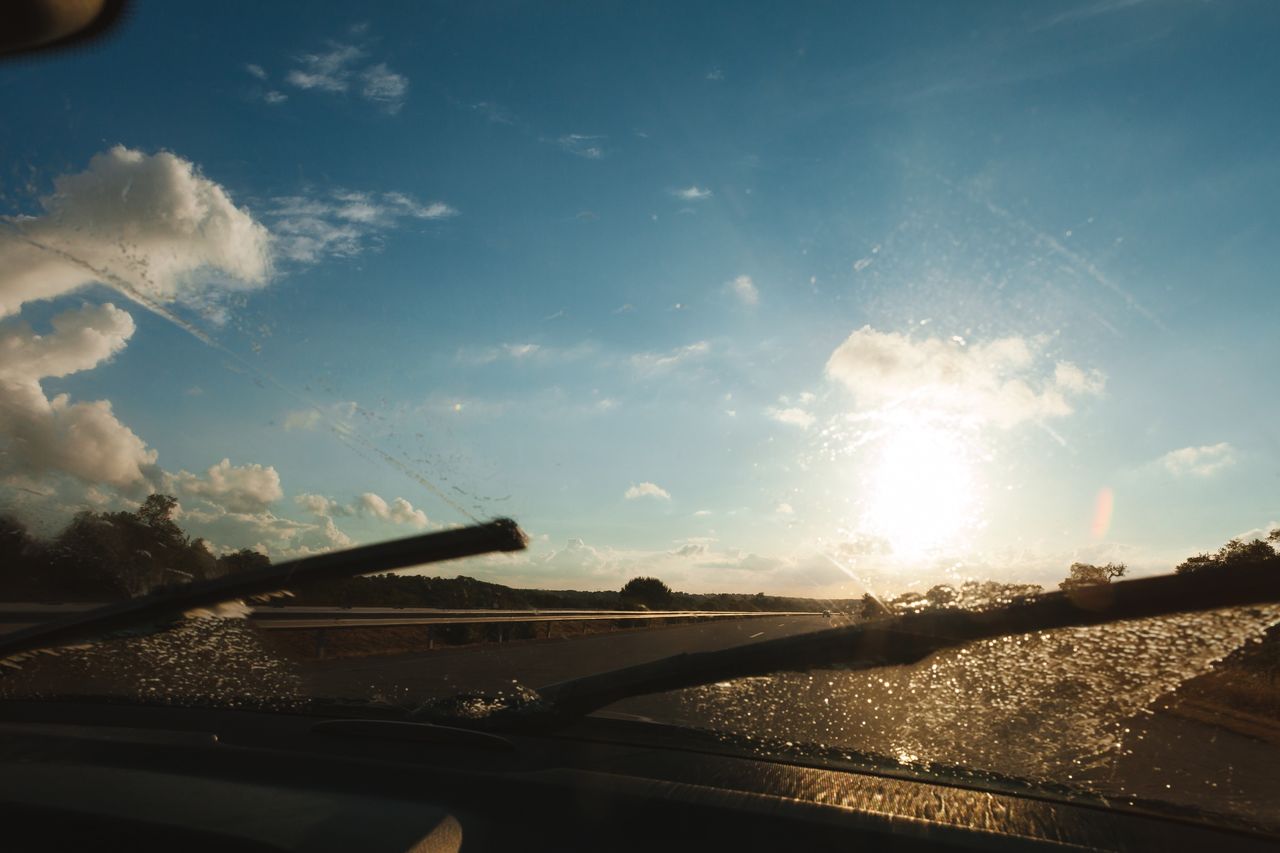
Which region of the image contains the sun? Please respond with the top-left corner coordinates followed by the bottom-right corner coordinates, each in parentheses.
top-left (860, 419), bottom-right (981, 561)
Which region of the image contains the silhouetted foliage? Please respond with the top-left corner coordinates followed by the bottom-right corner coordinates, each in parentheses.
top-left (620, 576), bottom-right (674, 609)
top-left (0, 495), bottom-right (268, 601)
top-left (1058, 562), bottom-right (1126, 591)
top-left (217, 548), bottom-right (272, 575)
top-left (1176, 536), bottom-right (1277, 574)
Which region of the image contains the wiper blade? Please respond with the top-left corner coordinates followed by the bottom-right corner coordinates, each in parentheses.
top-left (416, 560), bottom-right (1280, 731)
top-left (0, 518), bottom-right (527, 662)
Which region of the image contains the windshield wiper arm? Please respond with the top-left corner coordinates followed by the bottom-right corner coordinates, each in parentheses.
top-left (417, 560), bottom-right (1280, 731)
top-left (0, 518), bottom-right (527, 662)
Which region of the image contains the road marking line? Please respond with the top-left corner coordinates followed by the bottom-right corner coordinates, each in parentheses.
top-left (748, 631), bottom-right (764, 639)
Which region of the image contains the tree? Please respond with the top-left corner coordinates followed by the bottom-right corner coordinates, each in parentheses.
top-left (1177, 536), bottom-right (1277, 574)
top-left (217, 547), bottom-right (271, 576)
top-left (620, 576), bottom-right (673, 609)
top-left (1059, 562), bottom-right (1126, 591)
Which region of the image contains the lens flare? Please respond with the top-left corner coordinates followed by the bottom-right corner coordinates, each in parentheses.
top-left (1091, 487), bottom-right (1114, 539)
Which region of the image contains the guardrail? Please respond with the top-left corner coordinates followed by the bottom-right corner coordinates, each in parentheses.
top-left (0, 604), bottom-right (824, 633)
top-left (249, 608), bottom-right (820, 630)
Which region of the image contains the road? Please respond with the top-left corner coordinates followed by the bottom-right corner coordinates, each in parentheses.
top-left (298, 611), bottom-right (1280, 831)
top-left (298, 613), bottom-right (838, 699)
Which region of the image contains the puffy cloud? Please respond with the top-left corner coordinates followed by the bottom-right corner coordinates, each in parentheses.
top-left (1160, 442), bottom-right (1235, 478)
top-left (171, 458), bottom-right (284, 514)
top-left (625, 482), bottom-right (671, 501)
top-left (268, 190), bottom-right (456, 264)
top-left (776, 502), bottom-right (795, 515)
top-left (767, 406), bottom-right (814, 429)
top-left (0, 146), bottom-right (272, 318)
top-left (0, 303), bottom-right (157, 488)
top-left (357, 492), bottom-right (430, 527)
top-left (825, 326), bottom-right (1104, 428)
top-left (672, 186), bottom-right (712, 200)
top-left (182, 504), bottom-right (352, 559)
top-left (297, 491), bottom-right (429, 527)
top-left (295, 492), bottom-right (345, 516)
top-left (729, 274), bottom-right (758, 306)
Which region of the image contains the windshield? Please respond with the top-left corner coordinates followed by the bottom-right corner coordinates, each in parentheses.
top-left (2, 0), bottom-right (1279, 836)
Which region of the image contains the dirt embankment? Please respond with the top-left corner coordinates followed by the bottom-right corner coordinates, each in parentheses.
top-left (1157, 625), bottom-right (1280, 744)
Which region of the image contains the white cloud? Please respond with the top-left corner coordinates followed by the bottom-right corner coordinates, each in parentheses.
top-left (359, 63), bottom-right (409, 113)
top-left (0, 146), bottom-right (271, 318)
top-left (630, 341), bottom-right (710, 373)
top-left (825, 326), bottom-right (1105, 428)
top-left (280, 40), bottom-right (409, 112)
top-left (268, 190), bottom-right (455, 264)
top-left (281, 400), bottom-right (357, 431)
top-left (296, 490), bottom-right (430, 528)
top-left (1160, 442), bottom-right (1236, 478)
top-left (295, 492), bottom-right (346, 516)
top-left (767, 407), bottom-right (814, 429)
top-left (286, 43), bottom-right (362, 92)
top-left (672, 186), bottom-right (712, 201)
top-left (263, 91), bottom-right (288, 105)
top-left (555, 134), bottom-right (606, 159)
top-left (357, 492), bottom-right (430, 527)
top-left (776, 502), bottom-right (795, 515)
top-left (171, 458), bottom-right (283, 514)
top-left (729, 274), bottom-right (758, 306)
top-left (624, 482), bottom-right (671, 501)
top-left (245, 63), bottom-right (267, 80)
top-left (0, 303), bottom-right (157, 488)
top-left (283, 410), bottom-right (322, 431)
top-left (182, 504), bottom-right (352, 559)
top-left (503, 343), bottom-right (541, 358)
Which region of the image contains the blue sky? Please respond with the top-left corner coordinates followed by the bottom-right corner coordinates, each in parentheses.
top-left (1, 0), bottom-right (1277, 596)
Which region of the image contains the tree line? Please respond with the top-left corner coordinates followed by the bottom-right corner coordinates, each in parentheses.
top-left (2, 493), bottom-right (1276, 610)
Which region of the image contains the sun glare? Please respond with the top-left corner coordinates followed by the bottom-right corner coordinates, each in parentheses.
top-left (860, 420), bottom-right (981, 561)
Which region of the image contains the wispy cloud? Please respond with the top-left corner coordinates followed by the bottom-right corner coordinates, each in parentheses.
top-left (471, 101), bottom-right (516, 125)
top-left (554, 134), bottom-right (606, 159)
top-left (630, 341), bottom-right (711, 373)
top-left (281, 401), bottom-right (358, 431)
top-left (1159, 442), bottom-right (1235, 478)
top-left (458, 341), bottom-right (596, 367)
top-left (1034, 0), bottom-right (1151, 31)
top-left (268, 189), bottom-right (456, 264)
top-left (270, 38), bottom-right (409, 113)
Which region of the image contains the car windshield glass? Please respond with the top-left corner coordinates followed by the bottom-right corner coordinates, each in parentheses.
top-left (2, 0), bottom-right (1279, 837)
